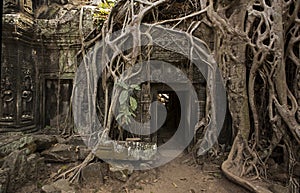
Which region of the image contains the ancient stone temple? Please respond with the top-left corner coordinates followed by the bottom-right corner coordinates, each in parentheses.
top-left (1, 0), bottom-right (97, 132)
top-left (1, 0), bottom-right (209, 135)
top-left (1, 0), bottom-right (37, 132)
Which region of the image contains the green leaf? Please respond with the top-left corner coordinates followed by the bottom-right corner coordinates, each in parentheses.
top-left (116, 81), bottom-right (128, 90)
top-left (116, 113), bottom-right (124, 121)
top-left (130, 84), bottom-right (141, 90)
top-left (120, 105), bottom-right (127, 112)
top-left (124, 108), bottom-right (131, 116)
top-left (125, 117), bottom-right (131, 124)
top-left (130, 96), bottom-right (138, 111)
top-left (119, 90), bottom-right (128, 104)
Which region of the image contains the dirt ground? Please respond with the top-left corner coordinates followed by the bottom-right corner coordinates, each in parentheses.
top-left (84, 153), bottom-right (250, 193)
top-left (132, 155), bottom-right (249, 193)
top-left (10, 131), bottom-right (288, 193)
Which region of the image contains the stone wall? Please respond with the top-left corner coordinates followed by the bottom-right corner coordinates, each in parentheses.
top-left (1, 0), bottom-right (210, 132)
top-left (35, 2), bottom-right (97, 128)
top-left (1, 0), bottom-right (98, 131)
top-left (1, 3), bottom-right (38, 132)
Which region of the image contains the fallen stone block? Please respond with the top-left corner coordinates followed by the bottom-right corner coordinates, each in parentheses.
top-left (42, 179), bottom-right (76, 193)
top-left (81, 162), bottom-right (108, 188)
top-left (41, 144), bottom-right (90, 163)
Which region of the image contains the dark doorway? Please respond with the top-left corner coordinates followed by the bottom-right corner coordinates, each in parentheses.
top-left (155, 91), bottom-right (181, 145)
top-left (44, 79), bottom-right (72, 127)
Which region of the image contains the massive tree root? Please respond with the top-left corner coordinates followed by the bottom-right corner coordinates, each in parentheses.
top-left (219, 0), bottom-right (300, 192)
top-left (63, 0), bottom-right (300, 191)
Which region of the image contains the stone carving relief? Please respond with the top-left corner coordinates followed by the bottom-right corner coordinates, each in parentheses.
top-left (3, 0), bottom-right (20, 13)
top-left (1, 70), bottom-right (15, 121)
top-left (4, 0), bottom-right (34, 14)
top-left (141, 83), bottom-right (151, 124)
top-left (21, 71), bottom-right (33, 119)
top-left (3, 0), bottom-right (33, 14)
top-left (24, 0), bottom-right (33, 14)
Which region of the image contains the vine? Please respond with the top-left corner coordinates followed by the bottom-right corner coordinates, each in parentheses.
top-left (63, 1), bottom-right (300, 192)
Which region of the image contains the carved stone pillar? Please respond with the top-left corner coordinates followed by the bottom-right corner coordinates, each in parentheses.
top-left (1, 0), bottom-right (38, 132)
top-left (3, 0), bottom-right (33, 15)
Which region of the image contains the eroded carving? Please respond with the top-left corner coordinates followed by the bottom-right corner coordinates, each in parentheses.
top-left (21, 73), bottom-right (33, 119)
top-left (3, 0), bottom-right (20, 13)
top-left (24, 0), bottom-right (33, 14)
top-left (1, 75), bottom-right (14, 120)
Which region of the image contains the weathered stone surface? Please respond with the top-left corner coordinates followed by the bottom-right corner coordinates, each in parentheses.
top-left (1, 12), bottom-right (36, 132)
top-left (94, 141), bottom-right (157, 161)
top-left (65, 136), bottom-right (85, 146)
top-left (41, 183), bottom-right (60, 193)
top-left (0, 135), bottom-right (36, 158)
top-left (41, 144), bottom-right (90, 162)
top-left (0, 168), bottom-right (9, 193)
top-left (27, 153), bottom-right (44, 179)
top-left (32, 134), bottom-right (58, 151)
top-left (109, 163), bottom-right (134, 182)
top-left (42, 179), bottom-right (76, 193)
top-left (81, 162), bottom-right (108, 188)
top-left (52, 179), bottom-right (76, 193)
top-left (2, 150), bottom-right (28, 188)
top-left (139, 162), bottom-right (152, 170)
top-left (0, 134), bottom-right (61, 159)
top-left (78, 146), bottom-right (91, 160)
top-left (3, 0), bottom-right (99, 130)
top-left (1, 149), bottom-right (44, 193)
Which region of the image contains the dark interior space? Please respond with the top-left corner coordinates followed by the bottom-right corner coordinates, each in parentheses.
top-left (44, 79), bottom-right (72, 126)
top-left (155, 91), bottom-right (181, 146)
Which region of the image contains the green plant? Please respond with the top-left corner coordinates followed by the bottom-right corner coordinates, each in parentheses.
top-left (93, 1), bottom-right (115, 30)
top-left (115, 81), bottom-right (140, 125)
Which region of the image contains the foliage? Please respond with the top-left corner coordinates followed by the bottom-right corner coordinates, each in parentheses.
top-left (69, 1), bottom-right (300, 192)
top-left (97, 0), bottom-right (300, 192)
top-left (93, 1), bottom-right (115, 30)
top-left (115, 81), bottom-right (141, 125)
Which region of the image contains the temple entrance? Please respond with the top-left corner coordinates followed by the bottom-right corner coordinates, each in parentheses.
top-left (44, 79), bottom-right (73, 127)
top-left (155, 91), bottom-right (181, 145)
top-left (151, 84), bottom-right (192, 148)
